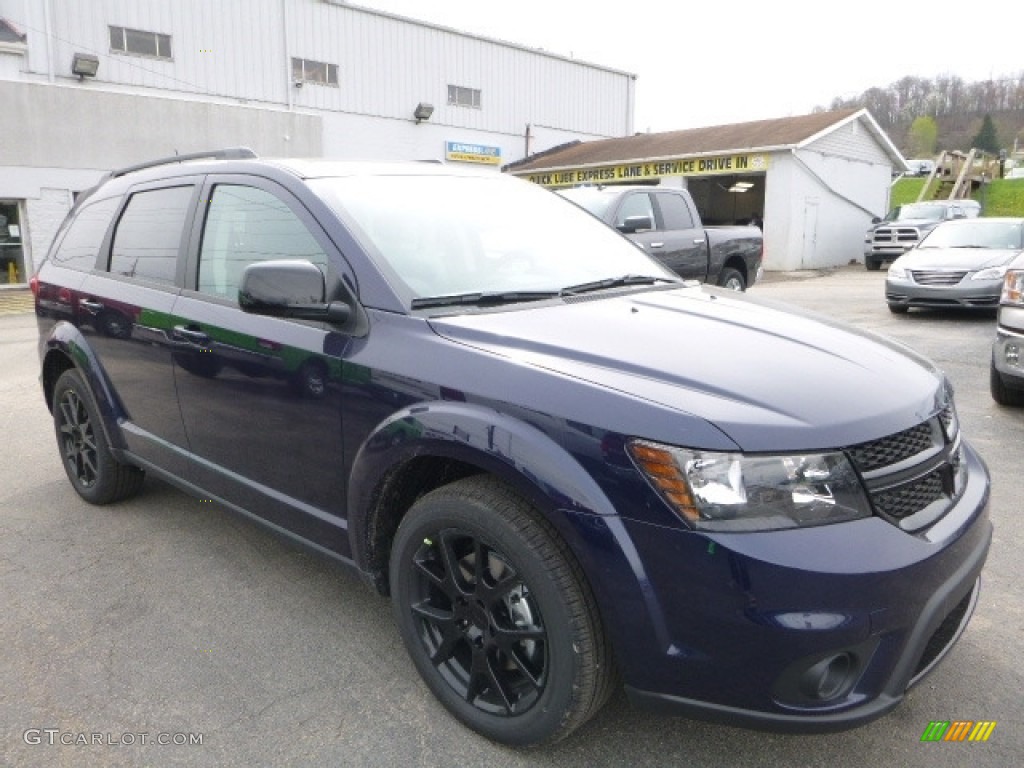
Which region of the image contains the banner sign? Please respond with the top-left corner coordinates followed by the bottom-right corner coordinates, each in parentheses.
top-left (518, 153), bottom-right (770, 187)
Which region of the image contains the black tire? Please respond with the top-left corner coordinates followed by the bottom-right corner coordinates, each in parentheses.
top-left (865, 259), bottom-right (882, 271)
top-left (52, 368), bottom-right (144, 504)
top-left (389, 475), bottom-right (615, 746)
top-left (888, 303), bottom-right (909, 314)
top-left (717, 267), bottom-right (746, 292)
top-left (990, 364), bottom-right (1024, 406)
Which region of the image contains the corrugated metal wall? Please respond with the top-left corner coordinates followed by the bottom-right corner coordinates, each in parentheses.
top-left (12, 0), bottom-right (631, 138)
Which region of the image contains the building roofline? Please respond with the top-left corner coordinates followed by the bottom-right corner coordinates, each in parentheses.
top-left (340, 2), bottom-right (636, 78)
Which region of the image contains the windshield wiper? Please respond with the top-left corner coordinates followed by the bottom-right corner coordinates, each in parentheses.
top-left (411, 290), bottom-right (559, 310)
top-left (559, 274), bottom-right (676, 296)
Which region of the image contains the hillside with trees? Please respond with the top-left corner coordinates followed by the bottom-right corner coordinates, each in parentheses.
top-left (819, 72), bottom-right (1024, 158)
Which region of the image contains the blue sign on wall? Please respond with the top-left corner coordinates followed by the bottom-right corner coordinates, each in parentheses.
top-left (446, 141), bottom-right (502, 165)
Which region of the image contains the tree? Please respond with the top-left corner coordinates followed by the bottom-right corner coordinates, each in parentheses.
top-left (908, 116), bottom-right (938, 157)
top-left (971, 114), bottom-right (1000, 153)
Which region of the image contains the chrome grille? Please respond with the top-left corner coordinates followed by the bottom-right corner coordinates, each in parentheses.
top-left (847, 422), bottom-right (933, 473)
top-left (873, 226), bottom-right (919, 244)
top-left (872, 469), bottom-right (945, 520)
top-left (911, 270), bottom-right (967, 286)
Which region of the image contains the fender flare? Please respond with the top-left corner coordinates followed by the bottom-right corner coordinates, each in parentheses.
top-left (346, 400), bottom-right (619, 574)
top-left (42, 321), bottom-right (128, 452)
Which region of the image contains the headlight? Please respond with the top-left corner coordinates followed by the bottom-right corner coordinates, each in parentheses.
top-left (627, 441), bottom-right (872, 532)
top-left (887, 265), bottom-right (907, 280)
top-left (971, 265), bottom-right (1009, 281)
top-left (1002, 269), bottom-right (1024, 304)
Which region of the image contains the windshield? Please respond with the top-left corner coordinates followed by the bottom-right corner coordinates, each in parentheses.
top-left (887, 203), bottom-right (950, 222)
top-left (920, 220), bottom-right (1024, 249)
top-left (557, 187), bottom-right (617, 218)
top-left (312, 174), bottom-right (677, 306)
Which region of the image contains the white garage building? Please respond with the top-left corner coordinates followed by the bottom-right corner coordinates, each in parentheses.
top-left (0, 0), bottom-right (635, 286)
top-left (507, 109), bottom-right (907, 271)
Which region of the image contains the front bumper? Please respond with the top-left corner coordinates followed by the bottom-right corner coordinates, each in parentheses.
top-left (886, 277), bottom-right (1002, 309)
top-left (993, 325), bottom-right (1024, 386)
top-left (564, 442), bottom-right (991, 732)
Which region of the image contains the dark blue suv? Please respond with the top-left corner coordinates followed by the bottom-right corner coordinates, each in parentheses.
top-left (34, 149), bottom-right (992, 746)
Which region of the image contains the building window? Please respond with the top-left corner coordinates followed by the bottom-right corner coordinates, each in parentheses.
top-left (292, 57), bottom-right (338, 87)
top-left (448, 85), bottom-right (481, 109)
top-left (109, 25), bottom-right (172, 60)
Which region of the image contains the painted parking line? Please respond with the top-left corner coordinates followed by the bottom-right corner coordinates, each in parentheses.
top-left (0, 290), bottom-right (34, 317)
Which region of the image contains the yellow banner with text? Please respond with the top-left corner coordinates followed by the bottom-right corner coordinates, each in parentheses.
top-left (520, 154), bottom-right (770, 187)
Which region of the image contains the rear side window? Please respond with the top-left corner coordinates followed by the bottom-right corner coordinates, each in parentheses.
top-left (109, 186), bottom-right (193, 285)
top-left (197, 185), bottom-right (328, 300)
top-left (51, 197), bottom-right (120, 271)
top-left (655, 193), bottom-right (695, 230)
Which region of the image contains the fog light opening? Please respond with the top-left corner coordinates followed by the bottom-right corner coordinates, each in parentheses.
top-left (1006, 343), bottom-right (1020, 367)
top-left (800, 653), bottom-right (854, 701)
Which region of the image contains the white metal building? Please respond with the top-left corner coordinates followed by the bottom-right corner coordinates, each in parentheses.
top-left (507, 109), bottom-right (908, 271)
top-left (0, 0), bottom-right (635, 286)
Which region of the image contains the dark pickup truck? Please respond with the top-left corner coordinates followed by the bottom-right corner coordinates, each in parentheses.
top-left (558, 185), bottom-right (763, 291)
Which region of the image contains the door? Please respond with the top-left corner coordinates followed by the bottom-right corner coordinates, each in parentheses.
top-left (78, 181), bottom-right (200, 476)
top-left (651, 191), bottom-right (708, 281)
top-left (171, 177), bottom-right (350, 554)
top-left (801, 198), bottom-right (819, 269)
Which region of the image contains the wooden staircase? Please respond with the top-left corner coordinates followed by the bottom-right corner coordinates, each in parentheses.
top-left (916, 149), bottom-right (1000, 203)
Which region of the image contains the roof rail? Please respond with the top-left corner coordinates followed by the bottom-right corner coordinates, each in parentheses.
top-left (108, 147), bottom-right (258, 179)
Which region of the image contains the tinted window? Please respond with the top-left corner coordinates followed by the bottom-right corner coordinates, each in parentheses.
top-left (655, 192), bottom-right (695, 230)
top-left (615, 193), bottom-right (654, 228)
top-left (51, 197), bottom-right (119, 271)
top-left (198, 185), bottom-right (328, 300)
top-left (109, 186), bottom-right (193, 285)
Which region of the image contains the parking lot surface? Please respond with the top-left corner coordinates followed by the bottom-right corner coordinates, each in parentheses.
top-left (2, 266), bottom-right (1021, 767)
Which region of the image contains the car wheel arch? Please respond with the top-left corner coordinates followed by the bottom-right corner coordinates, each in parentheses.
top-left (346, 402), bottom-right (620, 594)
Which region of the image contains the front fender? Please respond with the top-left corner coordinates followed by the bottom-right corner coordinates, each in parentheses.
top-left (347, 400), bottom-right (619, 571)
top-left (42, 321), bottom-right (128, 452)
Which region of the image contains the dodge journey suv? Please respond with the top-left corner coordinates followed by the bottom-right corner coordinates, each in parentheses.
top-left (34, 149), bottom-right (991, 746)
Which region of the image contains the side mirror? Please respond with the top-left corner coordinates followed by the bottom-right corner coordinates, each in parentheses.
top-left (871, 217), bottom-right (881, 224)
top-left (617, 214), bottom-right (653, 234)
top-left (239, 260), bottom-right (351, 324)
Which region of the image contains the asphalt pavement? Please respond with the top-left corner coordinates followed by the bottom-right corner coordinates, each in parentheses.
top-left (2, 266), bottom-right (1021, 767)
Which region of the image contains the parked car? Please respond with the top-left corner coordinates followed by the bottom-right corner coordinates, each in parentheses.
top-left (864, 200), bottom-right (980, 271)
top-left (33, 150), bottom-right (991, 746)
top-left (885, 218), bottom-right (1024, 313)
top-left (991, 257), bottom-right (1024, 405)
top-left (557, 185), bottom-right (762, 291)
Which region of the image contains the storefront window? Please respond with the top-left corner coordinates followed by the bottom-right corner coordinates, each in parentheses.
top-left (0, 201), bottom-right (25, 284)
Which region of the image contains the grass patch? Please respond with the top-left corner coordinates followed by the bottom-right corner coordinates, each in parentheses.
top-left (980, 180), bottom-right (1024, 216)
top-left (889, 178), bottom-right (1024, 216)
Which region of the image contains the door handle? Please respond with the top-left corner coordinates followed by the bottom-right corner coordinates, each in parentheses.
top-left (648, 242), bottom-right (664, 249)
top-left (693, 239), bottom-right (706, 245)
top-left (80, 299), bottom-right (104, 313)
top-left (172, 325), bottom-right (211, 345)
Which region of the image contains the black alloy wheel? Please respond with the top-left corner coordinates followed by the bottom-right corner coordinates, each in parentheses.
top-left (52, 368), bottom-right (144, 504)
top-left (390, 476), bottom-right (614, 745)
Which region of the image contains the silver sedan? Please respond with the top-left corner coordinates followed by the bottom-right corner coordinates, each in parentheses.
top-left (885, 217), bottom-right (1024, 314)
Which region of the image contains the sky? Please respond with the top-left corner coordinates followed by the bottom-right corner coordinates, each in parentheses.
top-left (353, 0), bottom-right (1022, 133)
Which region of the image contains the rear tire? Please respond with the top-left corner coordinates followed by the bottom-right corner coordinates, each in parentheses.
top-left (717, 267), bottom-right (746, 292)
top-left (389, 475), bottom-right (615, 746)
top-left (990, 364), bottom-right (1024, 406)
top-left (52, 368), bottom-right (144, 504)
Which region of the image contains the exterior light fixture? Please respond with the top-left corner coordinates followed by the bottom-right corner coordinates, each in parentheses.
top-left (414, 102), bottom-right (434, 123)
top-left (71, 53), bottom-right (99, 79)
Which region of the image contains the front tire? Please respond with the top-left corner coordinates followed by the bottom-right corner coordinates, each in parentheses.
top-left (717, 267), bottom-right (746, 292)
top-left (52, 368), bottom-right (144, 504)
top-left (865, 259), bottom-right (882, 271)
top-left (888, 303), bottom-right (909, 314)
top-left (389, 476), bottom-right (614, 746)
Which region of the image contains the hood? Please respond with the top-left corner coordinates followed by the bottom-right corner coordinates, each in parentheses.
top-left (429, 287), bottom-right (945, 452)
top-left (894, 247), bottom-right (1022, 271)
top-left (872, 217), bottom-right (942, 230)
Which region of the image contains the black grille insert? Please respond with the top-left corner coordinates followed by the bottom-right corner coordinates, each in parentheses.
top-left (847, 422), bottom-right (934, 473)
top-left (911, 587), bottom-right (974, 683)
top-left (873, 469), bottom-right (945, 520)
